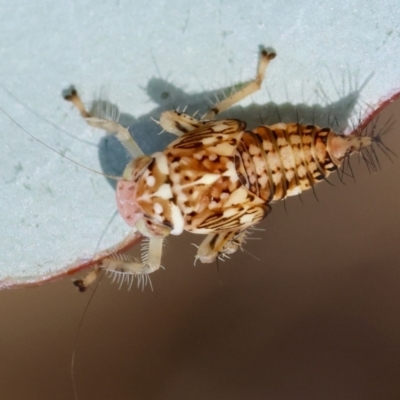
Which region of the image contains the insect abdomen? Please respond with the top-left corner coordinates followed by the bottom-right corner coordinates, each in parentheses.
top-left (237, 123), bottom-right (342, 202)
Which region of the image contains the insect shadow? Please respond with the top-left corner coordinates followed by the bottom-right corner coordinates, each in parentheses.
top-left (95, 76), bottom-right (363, 189)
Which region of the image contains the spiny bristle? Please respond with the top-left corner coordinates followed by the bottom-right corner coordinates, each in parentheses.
top-left (108, 252), bottom-right (140, 264)
top-left (332, 113), bottom-right (396, 177)
top-left (90, 93), bottom-right (121, 123)
top-left (105, 268), bottom-right (153, 291)
top-left (359, 115), bottom-right (396, 171)
top-left (102, 251), bottom-right (155, 290)
top-left (141, 238), bottom-right (150, 263)
top-left (367, 116), bottom-right (397, 163)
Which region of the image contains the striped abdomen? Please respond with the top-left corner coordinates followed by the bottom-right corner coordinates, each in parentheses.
top-left (236, 123), bottom-right (373, 202)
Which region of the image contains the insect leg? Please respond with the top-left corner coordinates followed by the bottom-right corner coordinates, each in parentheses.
top-left (73, 236), bottom-right (165, 291)
top-left (196, 229), bottom-right (250, 264)
top-left (220, 230), bottom-right (252, 257)
top-left (158, 110), bottom-right (206, 136)
top-left (85, 117), bottom-right (143, 157)
top-left (102, 236), bottom-right (164, 275)
top-left (195, 201), bottom-right (270, 263)
top-left (157, 50), bottom-right (276, 135)
top-left (65, 89), bottom-right (143, 157)
top-left (202, 49), bottom-right (276, 120)
top-left (64, 88), bottom-right (91, 118)
top-left (72, 267), bottom-right (101, 292)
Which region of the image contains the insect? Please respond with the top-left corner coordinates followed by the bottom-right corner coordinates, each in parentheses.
top-left (65, 48), bottom-right (388, 291)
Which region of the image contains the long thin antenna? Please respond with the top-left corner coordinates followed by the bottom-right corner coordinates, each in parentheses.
top-left (71, 270), bottom-right (105, 400)
top-left (1, 106), bottom-right (119, 181)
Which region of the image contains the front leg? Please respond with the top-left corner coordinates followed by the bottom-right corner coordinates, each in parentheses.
top-left (73, 236), bottom-right (165, 291)
top-left (65, 89), bottom-right (143, 157)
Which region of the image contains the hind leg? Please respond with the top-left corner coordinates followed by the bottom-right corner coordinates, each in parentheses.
top-left (202, 49), bottom-right (276, 120)
top-left (158, 49), bottom-right (276, 136)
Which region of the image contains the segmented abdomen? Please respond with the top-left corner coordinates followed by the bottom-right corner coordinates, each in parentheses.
top-left (236, 123), bottom-right (338, 202)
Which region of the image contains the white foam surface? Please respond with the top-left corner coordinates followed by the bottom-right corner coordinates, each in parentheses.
top-left (1, 0), bottom-right (399, 285)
